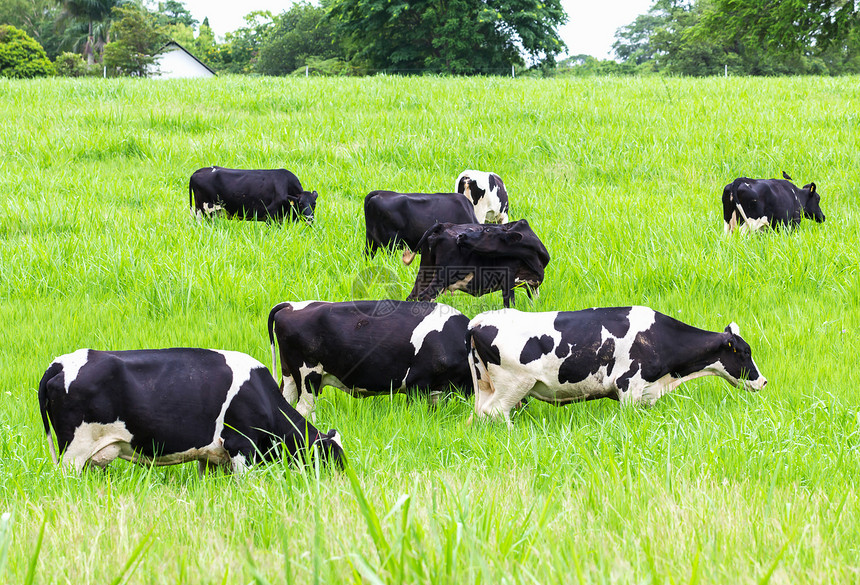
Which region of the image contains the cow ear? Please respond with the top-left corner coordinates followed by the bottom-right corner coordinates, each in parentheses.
top-left (725, 322), bottom-right (740, 335)
top-left (809, 183), bottom-right (816, 194)
top-left (504, 232), bottom-right (524, 244)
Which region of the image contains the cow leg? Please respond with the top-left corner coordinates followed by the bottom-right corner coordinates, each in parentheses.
top-left (295, 363), bottom-right (324, 422)
top-left (473, 367), bottom-right (530, 428)
top-left (282, 373), bottom-right (299, 405)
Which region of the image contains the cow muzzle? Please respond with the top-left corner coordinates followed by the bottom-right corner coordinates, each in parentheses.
top-left (743, 376), bottom-right (767, 392)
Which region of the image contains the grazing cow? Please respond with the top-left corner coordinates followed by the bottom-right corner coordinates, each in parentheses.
top-left (402, 220), bottom-right (550, 308)
top-left (268, 300), bottom-right (472, 417)
top-left (364, 190), bottom-right (478, 255)
top-left (38, 348), bottom-right (343, 473)
top-left (189, 166), bottom-right (318, 222)
top-left (468, 306), bottom-right (767, 425)
top-left (455, 170), bottom-right (509, 224)
top-left (722, 171), bottom-right (825, 235)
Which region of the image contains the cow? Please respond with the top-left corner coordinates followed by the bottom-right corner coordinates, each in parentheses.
top-left (364, 190), bottom-right (478, 255)
top-left (267, 300), bottom-right (472, 418)
top-left (38, 348), bottom-right (344, 473)
top-left (455, 170), bottom-right (509, 224)
top-left (402, 220), bottom-right (550, 308)
top-left (189, 166), bottom-right (318, 223)
top-left (722, 171), bottom-right (825, 235)
top-left (468, 306), bottom-right (767, 426)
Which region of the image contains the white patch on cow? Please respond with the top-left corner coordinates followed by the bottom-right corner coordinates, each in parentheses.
top-left (202, 202), bottom-right (223, 216)
top-left (410, 303), bottom-right (465, 356)
top-left (54, 348), bottom-right (90, 393)
top-left (455, 170), bottom-right (508, 224)
top-left (329, 431), bottom-right (343, 449)
top-left (211, 350), bottom-right (264, 444)
top-left (296, 390), bottom-right (316, 421)
top-left (283, 300), bottom-right (328, 312)
top-left (739, 216), bottom-right (769, 234)
top-left (282, 375), bottom-right (299, 404)
top-left (62, 419), bottom-right (134, 472)
top-left (727, 322), bottom-right (740, 335)
top-left (61, 419), bottom-right (235, 473)
top-left (230, 454), bottom-right (249, 474)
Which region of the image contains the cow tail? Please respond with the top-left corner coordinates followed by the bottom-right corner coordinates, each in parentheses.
top-left (38, 362), bottom-right (62, 465)
top-left (268, 302), bottom-right (291, 377)
top-left (404, 225), bottom-right (437, 265)
top-left (466, 327), bottom-right (496, 414)
top-left (730, 181), bottom-right (751, 224)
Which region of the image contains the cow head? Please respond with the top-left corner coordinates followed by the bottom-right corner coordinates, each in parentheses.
top-left (716, 323), bottom-right (767, 392)
top-left (800, 183), bottom-right (825, 223)
top-left (294, 190), bottom-right (318, 223)
top-left (312, 429), bottom-right (344, 469)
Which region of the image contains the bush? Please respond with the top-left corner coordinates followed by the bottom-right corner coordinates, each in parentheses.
top-left (54, 52), bottom-right (87, 77)
top-left (0, 24), bottom-right (55, 78)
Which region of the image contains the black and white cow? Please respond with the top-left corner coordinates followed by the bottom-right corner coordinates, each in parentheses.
top-left (455, 170), bottom-right (509, 224)
top-left (722, 171), bottom-right (825, 235)
top-left (468, 307), bottom-right (767, 425)
top-left (38, 348), bottom-right (343, 473)
top-left (189, 166), bottom-right (318, 222)
top-left (364, 190), bottom-right (478, 255)
top-left (268, 300), bottom-right (472, 417)
top-left (402, 220), bottom-right (550, 308)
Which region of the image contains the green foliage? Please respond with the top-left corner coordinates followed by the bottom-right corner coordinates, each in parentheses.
top-left (102, 4), bottom-right (166, 76)
top-left (557, 54), bottom-right (640, 76)
top-left (290, 55), bottom-right (364, 76)
top-left (0, 24), bottom-right (55, 78)
top-left (615, 0), bottom-right (860, 76)
top-left (0, 0), bottom-right (61, 58)
top-left (57, 0), bottom-right (127, 64)
top-left (256, 2), bottom-right (342, 76)
top-left (154, 0), bottom-right (197, 28)
top-left (213, 11), bottom-right (275, 74)
top-left (328, 0), bottom-right (566, 74)
top-left (54, 50), bottom-right (88, 76)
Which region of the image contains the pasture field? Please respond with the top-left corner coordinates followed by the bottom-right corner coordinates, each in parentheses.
top-left (0, 74), bottom-right (859, 584)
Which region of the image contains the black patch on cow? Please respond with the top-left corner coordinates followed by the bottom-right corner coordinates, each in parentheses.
top-left (558, 337), bottom-right (616, 385)
top-left (468, 179), bottom-right (484, 205)
top-left (520, 334), bottom-right (554, 364)
top-left (471, 325), bottom-right (501, 366)
top-left (304, 370), bottom-right (322, 394)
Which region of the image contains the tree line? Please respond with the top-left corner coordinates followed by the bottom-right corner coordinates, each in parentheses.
top-left (1, 0), bottom-right (858, 78)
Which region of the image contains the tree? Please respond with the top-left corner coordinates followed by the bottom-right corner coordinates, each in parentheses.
top-left (58, 0), bottom-right (129, 65)
top-left (697, 0), bottom-right (859, 56)
top-left (155, 0), bottom-right (197, 28)
top-left (102, 4), bottom-right (165, 76)
top-left (0, 24), bottom-right (55, 77)
top-left (217, 11), bottom-right (275, 74)
top-left (256, 2), bottom-right (342, 75)
top-left (0, 0), bottom-right (62, 57)
top-left (327, 0), bottom-right (567, 74)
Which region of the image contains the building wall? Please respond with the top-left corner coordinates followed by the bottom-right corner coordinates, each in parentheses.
top-left (152, 47), bottom-right (214, 79)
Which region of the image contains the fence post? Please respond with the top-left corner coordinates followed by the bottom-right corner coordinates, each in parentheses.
top-left (725, 64), bottom-right (728, 77)
top-left (511, 65), bottom-right (515, 78)
top-left (306, 66), bottom-right (309, 78)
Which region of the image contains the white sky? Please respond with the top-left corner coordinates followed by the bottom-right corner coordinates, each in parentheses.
top-left (180, 0), bottom-right (654, 60)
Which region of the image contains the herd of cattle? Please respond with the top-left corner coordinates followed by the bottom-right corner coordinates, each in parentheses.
top-left (38, 166), bottom-right (825, 475)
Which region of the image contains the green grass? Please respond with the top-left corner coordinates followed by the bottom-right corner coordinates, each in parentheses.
top-left (1, 74), bottom-right (859, 583)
